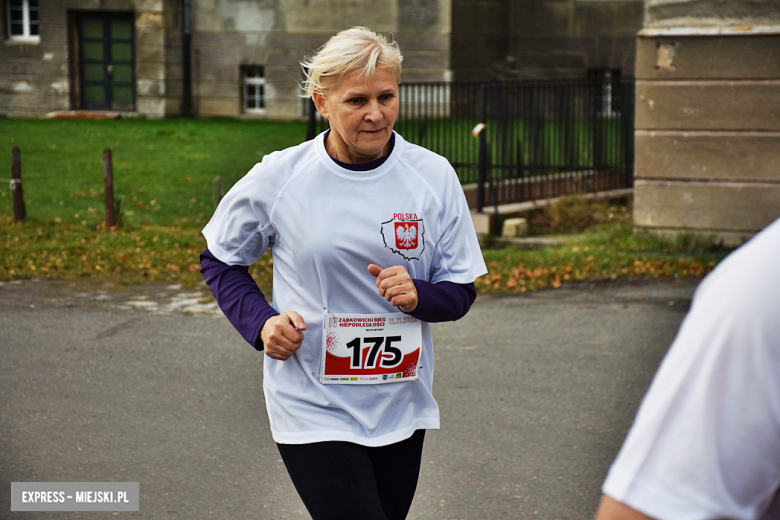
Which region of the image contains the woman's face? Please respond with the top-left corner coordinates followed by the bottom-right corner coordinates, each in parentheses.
top-left (314, 67), bottom-right (399, 164)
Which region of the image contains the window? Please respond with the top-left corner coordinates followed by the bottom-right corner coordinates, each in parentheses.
top-left (243, 66), bottom-right (265, 114)
top-left (8, 0), bottom-right (39, 42)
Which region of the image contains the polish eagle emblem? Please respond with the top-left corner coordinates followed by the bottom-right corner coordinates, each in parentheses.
top-left (380, 216), bottom-right (425, 261)
top-left (396, 222), bottom-right (418, 250)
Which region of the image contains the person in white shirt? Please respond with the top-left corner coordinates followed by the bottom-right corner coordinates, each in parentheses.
top-left (595, 217), bottom-right (780, 520)
top-left (200, 26), bottom-right (487, 519)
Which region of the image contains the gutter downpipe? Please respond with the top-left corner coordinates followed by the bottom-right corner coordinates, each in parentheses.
top-left (181, 0), bottom-right (193, 117)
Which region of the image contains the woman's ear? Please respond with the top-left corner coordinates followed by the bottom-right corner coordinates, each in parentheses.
top-left (312, 90), bottom-right (328, 119)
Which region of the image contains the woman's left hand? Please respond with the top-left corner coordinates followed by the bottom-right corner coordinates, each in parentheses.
top-left (368, 264), bottom-right (418, 313)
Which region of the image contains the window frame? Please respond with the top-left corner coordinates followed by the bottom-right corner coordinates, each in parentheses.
top-left (8, 0), bottom-right (40, 43)
top-left (242, 66), bottom-right (266, 115)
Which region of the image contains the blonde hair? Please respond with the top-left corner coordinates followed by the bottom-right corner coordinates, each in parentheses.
top-left (300, 26), bottom-right (403, 98)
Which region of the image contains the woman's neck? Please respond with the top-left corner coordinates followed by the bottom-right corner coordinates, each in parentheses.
top-left (324, 130), bottom-right (392, 164)
top-left (325, 130), bottom-right (395, 171)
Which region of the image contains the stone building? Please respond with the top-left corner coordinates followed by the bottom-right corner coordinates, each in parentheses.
top-left (633, 0), bottom-right (780, 244)
top-left (1, 0), bottom-right (451, 118)
top-left (189, 0), bottom-right (452, 119)
top-left (1, 0), bottom-right (642, 119)
top-left (2, 0), bottom-right (180, 117)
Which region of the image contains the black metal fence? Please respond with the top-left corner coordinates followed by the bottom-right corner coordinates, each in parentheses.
top-left (309, 78), bottom-right (635, 210)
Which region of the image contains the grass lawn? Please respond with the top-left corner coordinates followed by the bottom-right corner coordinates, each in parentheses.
top-left (0, 118), bottom-right (307, 226)
top-left (0, 118), bottom-right (731, 294)
top-left (476, 223), bottom-right (726, 294)
top-left (1, 215), bottom-right (728, 298)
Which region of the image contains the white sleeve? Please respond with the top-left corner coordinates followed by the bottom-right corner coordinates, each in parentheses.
top-left (429, 166), bottom-right (488, 285)
top-left (201, 162), bottom-right (275, 266)
top-left (602, 221), bottom-right (780, 520)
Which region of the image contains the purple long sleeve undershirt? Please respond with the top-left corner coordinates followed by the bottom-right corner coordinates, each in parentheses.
top-left (200, 248), bottom-right (476, 351)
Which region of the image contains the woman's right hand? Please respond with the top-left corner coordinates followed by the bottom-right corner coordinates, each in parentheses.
top-left (260, 312), bottom-right (307, 360)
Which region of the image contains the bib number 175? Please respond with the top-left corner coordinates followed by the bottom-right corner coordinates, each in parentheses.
top-left (346, 336), bottom-right (402, 369)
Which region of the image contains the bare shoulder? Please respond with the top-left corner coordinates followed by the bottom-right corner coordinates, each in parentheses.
top-left (595, 496), bottom-right (656, 520)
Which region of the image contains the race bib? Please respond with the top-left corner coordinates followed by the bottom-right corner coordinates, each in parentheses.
top-left (320, 312), bottom-right (421, 385)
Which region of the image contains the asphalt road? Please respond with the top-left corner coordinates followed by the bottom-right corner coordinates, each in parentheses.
top-left (0, 278), bottom-right (699, 519)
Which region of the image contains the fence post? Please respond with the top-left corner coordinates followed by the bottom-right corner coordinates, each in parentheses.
top-left (11, 146), bottom-right (26, 221)
top-left (477, 85), bottom-right (487, 213)
top-left (103, 149), bottom-right (115, 228)
top-left (212, 175), bottom-right (223, 208)
top-left (592, 79), bottom-right (604, 176)
top-left (306, 98), bottom-right (317, 140)
top-left (623, 80), bottom-right (635, 189)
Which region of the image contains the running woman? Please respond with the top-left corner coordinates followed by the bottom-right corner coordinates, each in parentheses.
top-left (200, 26), bottom-right (487, 520)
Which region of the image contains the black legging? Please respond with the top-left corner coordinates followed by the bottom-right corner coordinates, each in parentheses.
top-left (277, 429), bottom-right (426, 520)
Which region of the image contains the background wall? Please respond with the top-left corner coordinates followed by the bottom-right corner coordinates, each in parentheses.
top-left (162, 0), bottom-right (183, 117)
top-left (192, 0), bottom-right (452, 118)
top-left (1, 0), bottom-right (72, 117)
top-left (633, 0), bottom-right (780, 244)
top-left (451, 0), bottom-right (643, 82)
top-left (643, 0), bottom-right (780, 27)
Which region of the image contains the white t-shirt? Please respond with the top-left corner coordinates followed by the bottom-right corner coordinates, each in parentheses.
top-left (203, 131), bottom-right (488, 446)
top-left (602, 217), bottom-right (780, 520)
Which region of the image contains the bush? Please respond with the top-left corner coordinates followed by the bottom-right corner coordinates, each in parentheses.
top-left (529, 195), bottom-right (631, 234)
